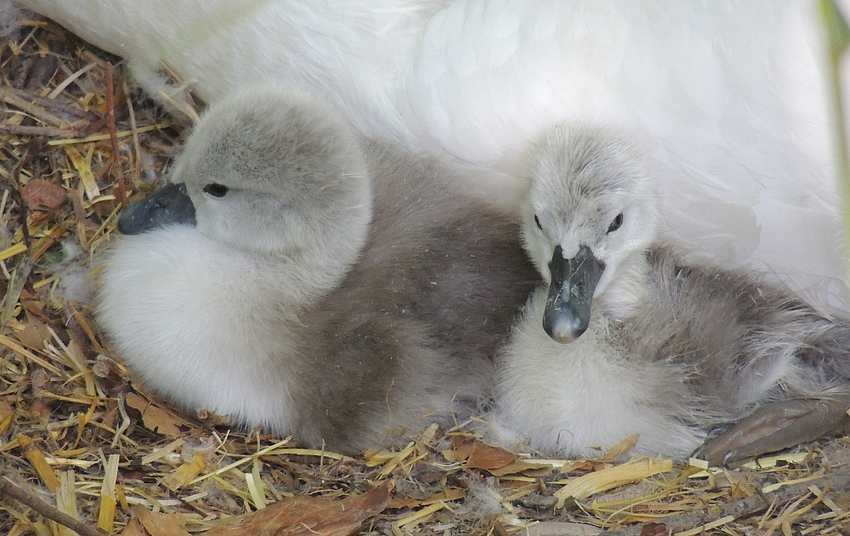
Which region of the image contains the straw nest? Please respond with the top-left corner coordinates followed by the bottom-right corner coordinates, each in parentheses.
top-left (2, 14), bottom-right (850, 536)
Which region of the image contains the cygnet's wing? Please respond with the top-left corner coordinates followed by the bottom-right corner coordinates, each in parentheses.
top-left (357, 143), bottom-right (541, 355)
top-left (634, 246), bottom-right (850, 464)
top-left (288, 143), bottom-right (539, 451)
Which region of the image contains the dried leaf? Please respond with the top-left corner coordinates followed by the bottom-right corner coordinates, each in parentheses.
top-left (488, 459), bottom-right (556, 478)
top-left (639, 522), bottom-right (667, 536)
top-left (13, 319), bottom-right (54, 351)
top-left (125, 392), bottom-right (185, 436)
top-left (598, 434), bottom-right (640, 462)
top-left (452, 438), bottom-right (516, 471)
top-left (204, 484), bottom-right (391, 536)
top-left (120, 518), bottom-right (148, 536)
top-left (21, 178), bottom-right (68, 210)
top-left (452, 441), bottom-right (474, 462)
top-left (20, 296), bottom-right (47, 319)
top-left (131, 505), bottom-right (191, 536)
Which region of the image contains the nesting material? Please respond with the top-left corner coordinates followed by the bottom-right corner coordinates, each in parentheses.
top-left (552, 457), bottom-right (673, 507)
top-left (1, 14), bottom-right (850, 536)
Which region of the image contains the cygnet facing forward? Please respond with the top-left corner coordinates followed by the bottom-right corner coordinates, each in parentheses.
top-left (95, 87), bottom-right (539, 453)
top-left (490, 124), bottom-right (850, 466)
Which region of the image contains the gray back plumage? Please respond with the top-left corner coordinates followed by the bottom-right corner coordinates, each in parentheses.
top-left (630, 246), bottom-right (850, 419)
top-left (292, 143), bottom-right (540, 450)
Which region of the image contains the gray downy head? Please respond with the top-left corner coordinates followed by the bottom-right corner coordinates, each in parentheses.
top-left (115, 86), bottom-right (372, 266)
top-left (522, 123), bottom-right (659, 343)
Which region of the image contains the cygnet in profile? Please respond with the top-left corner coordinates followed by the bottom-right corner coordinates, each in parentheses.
top-left (95, 87), bottom-right (539, 453)
top-left (490, 124), bottom-right (850, 466)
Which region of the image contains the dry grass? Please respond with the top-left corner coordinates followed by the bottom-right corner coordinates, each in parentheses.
top-left (1, 15), bottom-right (850, 536)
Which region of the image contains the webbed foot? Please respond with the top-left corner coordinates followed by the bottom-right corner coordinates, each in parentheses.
top-left (693, 398), bottom-right (850, 467)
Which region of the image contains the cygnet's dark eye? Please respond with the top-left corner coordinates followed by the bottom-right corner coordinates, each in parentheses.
top-left (203, 183), bottom-right (229, 198)
top-left (534, 214), bottom-right (543, 230)
top-left (607, 213), bottom-right (624, 234)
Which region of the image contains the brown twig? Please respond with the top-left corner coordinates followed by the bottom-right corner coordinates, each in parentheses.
top-left (0, 478), bottom-right (109, 536)
top-left (9, 155), bottom-right (31, 246)
top-left (104, 62), bottom-right (127, 207)
top-left (0, 124), bottom-right (78, 137)
top-left (0, 86), bottom-right (68, 127)
top-left (596, 470), bottom-right (850, 536)
top-left (104, 63), bottom-right (119, 153)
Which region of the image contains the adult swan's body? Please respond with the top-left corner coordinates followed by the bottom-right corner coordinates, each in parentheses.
top-left (12, 0), bottom-right (850, 311)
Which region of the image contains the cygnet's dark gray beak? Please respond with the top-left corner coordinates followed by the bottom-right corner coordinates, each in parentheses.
top-left (116, 183), bottom-right (196, 235)
top-left (542, 244), bottom-right (604, 344)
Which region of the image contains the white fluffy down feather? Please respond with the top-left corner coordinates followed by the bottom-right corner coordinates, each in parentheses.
top-left (11, 0), bottom-right (850, 313)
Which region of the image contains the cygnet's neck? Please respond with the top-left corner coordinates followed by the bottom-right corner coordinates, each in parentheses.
top-left (127, 225), bottom-right (363, 333)
top-left (596, 250), bottom-right (652, 320)
top-left (270, 234), bottom-right (367, 306)
top-left (249, 211), bottom-right (372, 309)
